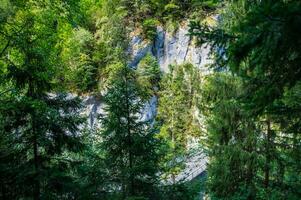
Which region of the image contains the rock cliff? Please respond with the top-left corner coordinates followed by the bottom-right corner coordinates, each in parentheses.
top-left (129, 24), bottom-right (212, 73)
top-left (83, 24), bottom-right (209, 183)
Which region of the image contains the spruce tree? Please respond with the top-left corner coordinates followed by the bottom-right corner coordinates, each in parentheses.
top-left (157, 63), bottom-right (202, 184)
top-left (199, 73), bottom-right (259, 199)
top-left (100, 62), bottom-right (159, 199)
top-left (0, 1), bottom-right (84, 199)
top-left (137, 53), bottom-right (161, 97)
top-left (190, 0), bottom-right (301, 198)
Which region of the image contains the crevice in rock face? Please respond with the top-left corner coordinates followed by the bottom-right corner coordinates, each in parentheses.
top-left (129, 24), bottom-right (211, 73)
top-left (183, 37), bottom-right (191, 62)
top-left (86, 23), bottom-right (212, 129)
top-left (82, 95), bottom-right (103, 129)
top-left (152, 26), bottom-right (165, 65)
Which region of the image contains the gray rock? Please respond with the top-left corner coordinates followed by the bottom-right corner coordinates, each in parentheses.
top-left (141, 95), bottom-right (157, 122)
top-left (82, 96), bottom-right (104, 129)
top-left (128, 35), bottom-right (152, 68)
top-left (149, 24), bottom-right (212, 72)
top-left (82, 24), bottom-right (211, 183)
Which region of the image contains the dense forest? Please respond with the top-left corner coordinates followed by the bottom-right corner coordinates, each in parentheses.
top-left (0, 0), bottom-right (300, 199)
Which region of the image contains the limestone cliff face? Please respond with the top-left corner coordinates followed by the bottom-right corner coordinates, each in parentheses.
top-left (127, 23), bottom-right (212, 123)
top-left (83, 24), bottom-right (209, 182)
top-left (82, 95), bottom-right (104, 129)
top-left (129, 24), bottom-right (212, 73)
top-left (85, 23), bottom-right (212, 129)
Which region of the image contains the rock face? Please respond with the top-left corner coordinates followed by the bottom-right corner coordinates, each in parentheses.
top-left (164, 151), bottom-right (208, 184)
top-left (141, 95), bottom-right (157, 122)
top-left (93, 24), bottom-right (212, 125)
top-left (82, 95), bottom-right (104, 129)
top-left (127, 23), bottom-right (212, 122)
top-left (130, 24), bottom-right (212, 73)
top-left (84, 24), bottom-right (209, 182)
top-left (129, 24), bottom-right (209, 183)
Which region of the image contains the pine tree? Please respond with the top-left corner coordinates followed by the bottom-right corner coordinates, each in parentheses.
top-left (157, 63), bottom-right (202, 184)
top-left (100, 62), bottom-right (160, 199)
top-left (199, 73), bottom-right (259, 199)
top-left (0, 1), bottom-right (85, 199)
top-left (137, 53), bottom-right (161, 97)
top-left (190, 0), bottom-right (301, 198)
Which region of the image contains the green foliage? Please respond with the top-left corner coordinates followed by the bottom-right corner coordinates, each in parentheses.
top-left (60, 27), bottom-right (99, 93)
top-left (190, 0), bottom-right (301, 199)
top-left (164, 3), bottom-right (181, 20)
top-left (157, 63), bottom-right (202, 182)
top-left (0, 0), bottom-right (207, 199)
top-left (137, 53), bottom-right (161, 97)
top-left (4, 0), bottom-right (301, 199)
top-left (59, 0), bottom-right (129, 93)
top-left (125, 197), bottom-right (148, 200)
top-left (159, 181), bottom-right (201, 200)
top-left (119, 0), bottom-right (219, 33)
top-left (199, 73), bottom-right (259, 200)
top-left (193, 0), bottom-right (220, 10)
top-left (101, 64), bottom-right (160, 199)
top-left (142, 18), bottom-right (159, 40)
top-left (69, 127), bottom-right (112, 200)
top-left (0, 1), bottom-right (87, 199)
top-left (190, 0), bottom-right (301, 113)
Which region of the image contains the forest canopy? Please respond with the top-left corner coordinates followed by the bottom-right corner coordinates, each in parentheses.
top-left (0, 0), bottom-right (300, 200)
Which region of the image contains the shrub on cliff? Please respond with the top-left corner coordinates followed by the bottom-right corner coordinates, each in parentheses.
top-left (142, 18), bottom-right (159, 40)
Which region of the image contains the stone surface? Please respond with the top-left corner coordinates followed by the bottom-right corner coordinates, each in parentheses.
top-left (84, 24), bottom-right (210, 183)
top-left (141, 96), bottom-right (158, 122)
top-left (82, 95), bottom-right (104, 129)
top-left (129, 24), bottom-right (212, 73)
top-left (128, 35), bottom-right (152, 68)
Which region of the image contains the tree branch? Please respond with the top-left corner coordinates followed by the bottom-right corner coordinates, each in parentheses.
top-left (0, 40), bottom-right (11, 57)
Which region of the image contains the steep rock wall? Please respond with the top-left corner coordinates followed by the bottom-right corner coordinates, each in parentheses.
top-left (83, 23), bottom-right (209, 183)
top-left (127, 23), bottom-right (212, 123)
top-left (129, 24), bottom-right (212, 73)
top-left (86, 24), bottom-right (212, 128)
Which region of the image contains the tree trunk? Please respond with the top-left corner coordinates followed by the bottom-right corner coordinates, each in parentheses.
top-left (29, 84), bottom-right (40, 200)
top-left (124, 76), bottom-right (134, 197)
top-left (33, 133), bottom-right (40, 200)
top-left (264, 120), bottom-right (271, 189)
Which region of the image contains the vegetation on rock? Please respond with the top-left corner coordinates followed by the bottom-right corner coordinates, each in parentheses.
top-left (1, 0), bottom-right (300, 199)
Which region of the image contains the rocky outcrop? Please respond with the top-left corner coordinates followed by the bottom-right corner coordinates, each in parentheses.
top-left (128, 24), bottom-right (209, 183)
top-left (84, 24), bottom-right (209, 183)
top-left (82, 95), bottom-right (104, 129)
top-left (130, 24), bottom-right (212, 73)
top-left (127, 23), bottom-right (212, 122)
top-left (85, 22), bottom-right (212, 132)
top-left (80, 20), bottom-right (215, 126)
top-left (128, 35), bottom-right (153, 68)
top-left (141, 96), bottom-right (157, 122)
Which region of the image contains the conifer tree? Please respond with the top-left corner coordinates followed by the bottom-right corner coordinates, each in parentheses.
top-left (137, 53), bottom-right (161, 97)
top-left (0, 1), bottom-right (84, 199)
top-left (190, 0), bottom-right (301, 198)
top-left (157, 63), bottom-right (202, 183)
top-left (101, 62), bottom-right (160, 199)
top-left (199, 73), bottom-right (259, 199)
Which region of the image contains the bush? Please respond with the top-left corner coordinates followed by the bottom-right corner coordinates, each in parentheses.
top-left (164, 3), bottom-right (180, 14)
top-left (125, 197), bottom-right (148, 200)
top-left (74, 60), bottom-right (98, 93)
top-left (164, 3), bottom-right (181, 20)
top-left (159, 182), bottom-right (201, 200)
top-left (137, 53), bottom-right (161, 97)
top-left (142, 18), bottom-right (158, 41)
